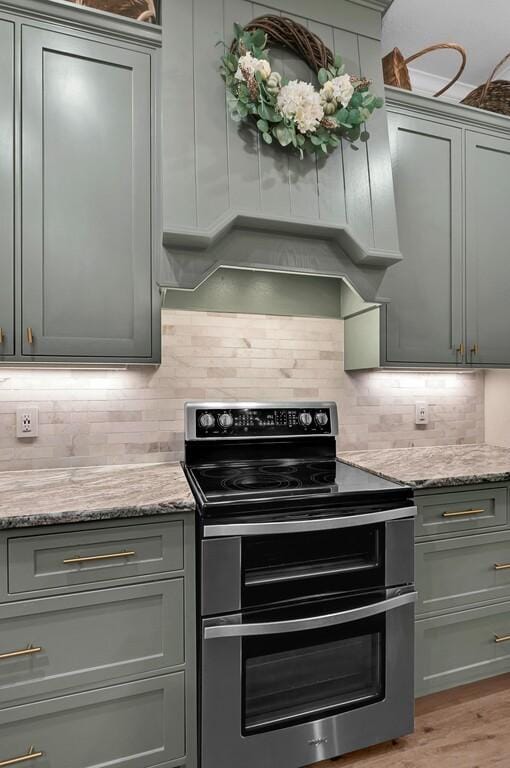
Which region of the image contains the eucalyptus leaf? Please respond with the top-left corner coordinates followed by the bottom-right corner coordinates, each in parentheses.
top-left (374, 96), bottom-right (384, 109)
top-left (275, 124), bottom-right (293, 147)
top-left (318, 68), bottom-right (329, 86)
top-left (262, 132), bottom-right (273, 144)
top-left (233, 22), bottom-right (243, 39)
top-left (257, 118), bottom-right (269, 133)
top-left (360, 130), bottom-right (370, 142)
top-left (334, 54), bottom-right (343, 69)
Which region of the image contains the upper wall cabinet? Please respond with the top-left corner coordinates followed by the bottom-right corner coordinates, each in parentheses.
top-left (345, 87), bottom-right (510, 370)
top-left (0, 18), bottom-right (15, 358)
top-left (159, 0), bottom-right (401, 305)
top-left (0, 0), bottom-right (162, 365)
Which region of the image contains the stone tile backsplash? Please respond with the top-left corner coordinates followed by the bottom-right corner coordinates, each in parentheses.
top-left (0, 310), bottom-right (484, 471)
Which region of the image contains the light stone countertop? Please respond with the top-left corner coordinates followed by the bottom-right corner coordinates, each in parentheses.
top-left (338, 444), bottom-right (510, 489)
top-left (0, 462), bottom-right (195, 529)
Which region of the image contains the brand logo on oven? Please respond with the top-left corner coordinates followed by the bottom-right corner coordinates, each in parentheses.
top-left (308, 737), bottom-right (328, 747)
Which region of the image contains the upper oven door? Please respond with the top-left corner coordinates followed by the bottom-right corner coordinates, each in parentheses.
top-left (201, 506), bottom-right (416, 617)
top-left (201, 588), bottom-right (416, 768)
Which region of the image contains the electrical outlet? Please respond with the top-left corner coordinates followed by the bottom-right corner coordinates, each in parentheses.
top-left (16, 407), bottom-right (39, 439)
top-left (415, 402), bottom-right (429, 426)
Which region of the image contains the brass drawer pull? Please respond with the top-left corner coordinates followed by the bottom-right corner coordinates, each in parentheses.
top-left (0, 747), bottom-right (43, 767)
top-left (26, 327), bottom-right (33, 345)
top-left (442, 508), bottom-right (485, 518)
top-left (0, 328), bottom-right (5, 344)
top-left (495, 563), bottom-right (510, 571)
top-left (494, 633), bottom-right (510, 644)
top-left (456, 343), bottom-right (464, 356)
top-left (63, 550), bottom-right (136, 565)
top-left (0, 644), bottom-right (42, 661)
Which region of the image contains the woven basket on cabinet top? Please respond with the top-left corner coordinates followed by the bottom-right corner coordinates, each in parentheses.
top-left (461, 53), bottom-right (510, 116)
top-left (382, 43), bottom-right (467, 97)
top-left (72, 0), bottom-right (156, 22)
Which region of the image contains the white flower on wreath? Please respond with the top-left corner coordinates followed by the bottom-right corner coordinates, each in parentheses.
top-left (277, 80), bottom-right (324, 134)
top-left (235, 51), bottom-right (271, 82)
top-left (320, 74), bottom-right (354, 108)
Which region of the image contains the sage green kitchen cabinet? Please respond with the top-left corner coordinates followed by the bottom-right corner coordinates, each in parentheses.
top-left (345, 88), bottom-right (510, 370)
top-left (0, 514), bottom-right (197, 768)
top-left (414, 483), bottom-right (510, 697)
top-left (465, 131), bottom-right (510, 367)
top-left (0, 0), bottom-right (162, 364)
top-left (0, 18), bottom-right (14, 359)
top-left (380, 113), bottom-right (464, 365)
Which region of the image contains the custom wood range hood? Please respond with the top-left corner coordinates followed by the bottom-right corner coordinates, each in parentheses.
top-left (159, 0), bottom-right (398, 305)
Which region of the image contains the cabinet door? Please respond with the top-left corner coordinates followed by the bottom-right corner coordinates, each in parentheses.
top-left (0, 19), bottom-right (15, 357)
top-left (466, 131), bottom-right (510, 366)
top-left (381, 113), bottom-right (464, 364)
top-left (21, 26), bottom-right (153, 359)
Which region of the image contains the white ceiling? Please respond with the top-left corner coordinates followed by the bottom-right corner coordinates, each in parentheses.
top-left (382, 0), bottom-right (510, 88)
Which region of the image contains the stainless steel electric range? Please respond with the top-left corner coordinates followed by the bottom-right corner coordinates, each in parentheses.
top-left (182, 401), bottom-right (417, 768)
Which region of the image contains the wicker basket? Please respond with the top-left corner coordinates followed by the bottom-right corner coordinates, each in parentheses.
top-left (73, 0), bottom-right (156, 22)
top-left (382, 43), bottom-right (467, 98)
top-left (461, 53), bottom-right (510, 115)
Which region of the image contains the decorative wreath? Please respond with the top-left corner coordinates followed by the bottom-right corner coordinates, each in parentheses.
top-left (220, 16), bottom-right (384, 159)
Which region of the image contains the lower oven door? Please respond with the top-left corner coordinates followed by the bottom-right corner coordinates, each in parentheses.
top-left (201, 588), bottom-right (416, 768)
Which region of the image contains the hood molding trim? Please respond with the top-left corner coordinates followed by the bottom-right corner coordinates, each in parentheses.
top-left (160, 216), bottom-right (396, 305)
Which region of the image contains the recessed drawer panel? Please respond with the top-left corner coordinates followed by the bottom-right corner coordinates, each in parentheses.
top-left (416, 601), bottom-right (510, 696)
top-left (416, 530), bottom-right (510, 616)
top-left (8, 521), bottom-right (184, 594)
top-left (0, 673), bottom-right (185, 768)
top-left (0, 580), bottom-right (183, 707)
top-left (415, 487), bottom-right (507, 538)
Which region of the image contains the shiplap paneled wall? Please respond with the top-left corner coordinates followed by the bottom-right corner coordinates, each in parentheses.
top-left (162, 0), bottom-right (398, 253)
top-left (0, 309), bottom-right (484, 471)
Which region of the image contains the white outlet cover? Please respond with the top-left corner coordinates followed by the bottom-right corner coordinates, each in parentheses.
top-left (16, 406), bottom-right (39, 439)
top-left (415, 402), bottom-right (429, 425)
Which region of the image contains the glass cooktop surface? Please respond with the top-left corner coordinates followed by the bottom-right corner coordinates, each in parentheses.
top-left (187, 459), bottom-right (405, 504)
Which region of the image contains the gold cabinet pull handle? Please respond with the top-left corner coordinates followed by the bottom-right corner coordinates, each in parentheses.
top-left (495, 563), bottom-right (510, 571)
top-left (0, 328), bottom-right (4, 344)
top-left (470, 343), bottom-right (479, 357)
top-left (456, 343), bottom-right (464, 356)
top-left (26, 327), bottom-right (33, 344)
top-left (63, 550), bottom-right (136, 565)
top-left (442, 508), bottom-right (485, 518)
top-left (494, 633), bottom-right (510, 644)
top-left (0, 747), bottom-right (43, 768)
top-left (0, 645), bottom-right (42, 661)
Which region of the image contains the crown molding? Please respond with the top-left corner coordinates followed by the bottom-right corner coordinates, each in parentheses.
top-left (347, 0), bottom-right (394, 13)
top-left (385, 85), bottom-right (510, 136)
top-left (0, 0), bottom-right (162, 47)
top-left (407, 67), bottom-right (474, 103)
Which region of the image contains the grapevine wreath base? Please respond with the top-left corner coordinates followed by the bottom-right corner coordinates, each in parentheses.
top-left (220, 15), bottom-right (383, 158)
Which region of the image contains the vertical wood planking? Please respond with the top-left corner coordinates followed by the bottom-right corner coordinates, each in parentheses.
top-left (309, 19), bottom-right (346, 225)
top-left (0, 19), bottom-right (14, 356)
top-left (224, 0), bottom-right (261, 214)
top-left (358, 35), bottom-right (399, 252)
top-left (334, 27), bottom-right (374, 247)
top-left (285, 12), bottom-right (320, 221)
top-left (162, 0), bottom-right (197, 229)
top-left (254, 2), bottom-right (291, 217)
top-left (194, 0), bottom-right (230, 227)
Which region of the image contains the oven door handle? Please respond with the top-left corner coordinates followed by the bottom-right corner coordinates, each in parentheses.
top-left (203, 506), bottom-right (417, 538)
top-left (203, 591), bottom-right (417, 639)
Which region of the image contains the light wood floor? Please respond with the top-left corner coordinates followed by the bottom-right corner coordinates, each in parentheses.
top-left (311, 674), bottom-right (510, 768)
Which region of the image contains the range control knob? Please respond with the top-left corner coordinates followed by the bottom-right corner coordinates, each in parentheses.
top-left (199, 413), bottom-right (215, 429)
top-left (315, 412), bottom-right (329, 426)
top-left (299, 412), bottom-right (313, 427)
top-left (218, 413), bottom-right (234, 429)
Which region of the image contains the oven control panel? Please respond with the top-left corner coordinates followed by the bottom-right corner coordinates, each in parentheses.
top-left (188, 403), bottom-right (338, 439)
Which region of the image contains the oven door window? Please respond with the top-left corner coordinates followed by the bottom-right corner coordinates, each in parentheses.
top-left (242, 612), bottom-right (385, 734)
top-left (243, 525), bottom-right (384, 606)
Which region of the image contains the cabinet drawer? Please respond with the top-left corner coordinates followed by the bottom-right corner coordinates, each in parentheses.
top-left (415, 487), bottom-right (507, 538)
top-left (8, 521), bottom-right (184, 594)
top-left (416, 601), bottom-right (510, 696)
top-left (0, 580), bottom-right (183, 707)
top-left (416, 530), bottom-right (510, 616)
top-left (0, 673), bottom-right (185, 768)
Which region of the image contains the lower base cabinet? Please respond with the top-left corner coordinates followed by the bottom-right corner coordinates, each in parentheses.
top-left (0, 674), bottom-right (185, 768)
top-left (414, 484), bottom-right (510, 698)
top-left (0, 515), bottom-right (196, 768)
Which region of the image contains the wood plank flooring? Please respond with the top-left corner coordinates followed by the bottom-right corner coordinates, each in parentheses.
top-left (311, 674), bottom-right (510, 768)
